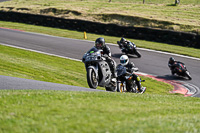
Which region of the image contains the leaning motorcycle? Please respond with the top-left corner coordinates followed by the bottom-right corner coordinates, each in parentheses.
top-left (172, 63), bottom-right (192, 80)
top-left (82, 47), bottom-right (117, 91)
top-left (117, 41), bottom-right (141, 58)
top-left (116, 65), bottom-right (146, 93)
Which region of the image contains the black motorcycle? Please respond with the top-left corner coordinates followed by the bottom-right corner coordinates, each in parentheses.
top-left (117, 41), bottom-right (141, 58)
top-left (82, 47), bottom-right (117, 91)
top-left (170, 62), bottom-right (192, 80)
top-left (116, 64), bottom-right (146, 93)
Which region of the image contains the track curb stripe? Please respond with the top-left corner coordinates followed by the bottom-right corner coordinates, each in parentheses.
top-left (136, 72), bottom-right (193, 97)
top-left (0, 27), bottom-right (24, 32)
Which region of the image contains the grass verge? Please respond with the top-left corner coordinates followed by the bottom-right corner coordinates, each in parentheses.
top-left (1, 21), bottom-right (200, 58)
top-left (0, 90), bottom-right (200, 133)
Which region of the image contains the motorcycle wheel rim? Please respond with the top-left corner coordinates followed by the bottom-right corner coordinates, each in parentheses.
top-left (91, 70), bottom-right (98, 87)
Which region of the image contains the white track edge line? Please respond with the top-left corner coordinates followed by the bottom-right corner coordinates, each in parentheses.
top-left (0, 43), bottom-right (82, 62)
top-left (1, 27), bottom-right (199, 61)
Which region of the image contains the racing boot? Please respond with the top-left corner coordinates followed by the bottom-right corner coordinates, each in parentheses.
top-left (135, 76), bottom-right (143, 93)
top-left (140, 87), bottom-right (146, 94)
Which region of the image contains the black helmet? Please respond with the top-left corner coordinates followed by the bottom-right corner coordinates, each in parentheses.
top-left (95, 37), bottom-right (105, 49)
top-left (120, 37), bottom-right (126, 44)
top-left (169, 57), bottom-right (175, 64)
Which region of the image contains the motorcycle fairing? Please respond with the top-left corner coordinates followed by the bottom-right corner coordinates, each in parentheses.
top-left (98, 61), bottom-right (112, 87)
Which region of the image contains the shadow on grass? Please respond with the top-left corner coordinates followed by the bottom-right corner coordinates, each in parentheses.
top-left (166, 4), bottom-right (178, 6)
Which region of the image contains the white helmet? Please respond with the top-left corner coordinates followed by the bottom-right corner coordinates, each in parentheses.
top-left (120, 55), bottom-right (129, 66)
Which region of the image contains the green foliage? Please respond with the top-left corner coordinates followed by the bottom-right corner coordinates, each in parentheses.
top-left (0, 90), bottom-right (200, 133)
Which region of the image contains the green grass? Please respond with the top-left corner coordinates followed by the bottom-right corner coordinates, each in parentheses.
top-left (1, 21), bottom-right (200, 58)
top-left (0, 0), bottom-right (199, 33)
top-left (0, 90), bottom-right (200, 133)
top-left (0, 44), bottom-right (173, 94)
top-left (0, 44), bottom-right (88, 87)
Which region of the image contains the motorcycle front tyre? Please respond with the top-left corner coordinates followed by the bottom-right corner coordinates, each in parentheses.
top-left (185, 71), bottom-right (192, 80)
top-left (135, 50), bottom-right (141, 58)
top-left (116, 82), bottom-right (121, 92)
top-left (117, 82), bottom-right (122, 92)
top-left (117, 82), bottom-right (124, 93)
top-left (87, 69), bottom-right (98, 89)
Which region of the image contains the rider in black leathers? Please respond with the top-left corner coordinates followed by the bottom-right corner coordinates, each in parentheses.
top-left (95, 37), bottom-right (117, 78)
top-left (118, 55), bottom-right (142, 92)
top-left (168, 57), bottom-right (186, 75)
top-left (118, 37), bottom-right (133, 53)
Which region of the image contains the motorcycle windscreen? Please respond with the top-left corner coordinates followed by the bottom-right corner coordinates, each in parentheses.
top-left (116, 65), bottom-right (127, 76)
top-left (177, 63), bottom-right (185, 71)
top-left (127, 43), bottom-right (134, 49)
top-left (87, 47), bottom-right (98, 54)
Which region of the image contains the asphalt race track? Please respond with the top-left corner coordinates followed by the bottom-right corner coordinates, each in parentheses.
top-left (0, 0), bottom-right (10, 2)
top-left (0, 75), bottom-right (104, 92)
top-left (0, 28), bottom-right (200, 97)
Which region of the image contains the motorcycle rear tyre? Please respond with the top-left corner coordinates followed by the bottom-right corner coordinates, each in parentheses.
top-left (87, 69), bottom-right (98, 89)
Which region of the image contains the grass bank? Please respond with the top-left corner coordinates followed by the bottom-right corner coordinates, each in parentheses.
top-left (0, 90), bottom-right (200, 133)
top-left (0, 0), bottom-right (199, 33)
top-left (1, 21), bottom-right (200, 58)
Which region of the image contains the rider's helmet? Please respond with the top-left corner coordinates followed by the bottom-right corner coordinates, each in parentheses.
top-left (169, 57), bottom-right (175, 64)
top-left (120, 55), bottom-right (129, 66)
top-left (95, 37), bottom-right (105, 49)
top-left (120, 37), bottom-right (126, 44)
